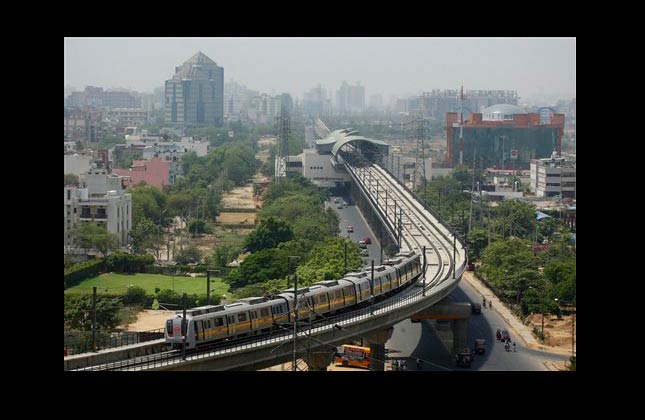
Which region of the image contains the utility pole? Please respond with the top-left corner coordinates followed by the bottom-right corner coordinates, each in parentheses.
top-left (206, 270), bottom-right (211, 305)
top-left (379, 228), bottom-right (383, 265)
top-left (397, 155), bottom-right (401, 183)
top-left (398, 208), bottom-right (403, 248)
top-left (370, 260), bottom-right (375, 315)
top-left (468, 147), bottom-right (477, 235)
top-left (344, 241), bottom-right (348, 275)
top-left (92, 286), bottom-right (97, 352)
top-left (452, 206), bottom-right (456, 279)
top-left (292, 271), bottom-right (299, 371)
top-left (422, 246), bottom-right (427, 296)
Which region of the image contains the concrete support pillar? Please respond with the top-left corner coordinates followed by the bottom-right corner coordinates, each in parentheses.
top-left (307, 351), bottom-right (335, 371)
top-left (451, 319), bottom-right (468, 356)
top-left (364, 327), bottom-right (394, 371)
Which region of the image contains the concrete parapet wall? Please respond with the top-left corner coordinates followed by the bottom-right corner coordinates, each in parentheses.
top-left (65, 339), bottom-right (167, 371)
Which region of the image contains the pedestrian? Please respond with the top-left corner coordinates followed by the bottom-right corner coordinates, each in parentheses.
top-left (513, 342), bottom-right (516, 352)
top-left (489, 301), bottom-right (492, 309)
top-left (483, 297), bottom-right (486, 307)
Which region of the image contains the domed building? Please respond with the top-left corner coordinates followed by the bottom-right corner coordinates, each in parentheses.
top-left (481, 104), bottom-right (528, 121)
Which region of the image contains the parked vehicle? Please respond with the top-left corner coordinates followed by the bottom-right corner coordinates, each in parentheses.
top-left (362, 237), bottom-right (371, 244)
top-left (347, 225), bottom-right (353, 233)
top-left (358, 240), bottom-right (367, 249)
top-left (474, 339), bottom-right (486, 355)
top-left (360, 249), bottom-right (369, 257)
top-left (333, 198), bottom-right (340, 203)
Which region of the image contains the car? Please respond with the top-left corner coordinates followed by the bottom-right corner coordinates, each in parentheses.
top-left (333, 198), bottom-right (340, 203)
top-left (471, 302), bottom-right (481, 314)
top-left (358, 240), bottom-right (367, 249)
top-left (362, 237), bottom-right (371, 244)
top-left (337, 204), bottom-right (343, 209)
top-left (347, 225), bottom-right (354, 233)
top-left (500, 329), bottom-right (510, 342)
top-left (360, 249), bottom-right (369, 257)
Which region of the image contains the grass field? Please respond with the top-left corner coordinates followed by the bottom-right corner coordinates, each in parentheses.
top-left (65, 273), bottom-right (231, 298)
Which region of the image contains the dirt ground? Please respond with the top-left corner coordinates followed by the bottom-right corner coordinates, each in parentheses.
top-left (216, 212), bottom-right (257, 225)
top-left (526, 313), bottom-right (576, 352)
top-left (220, 185), bottom-right (257, 210)
top-left (123, 310), bottom-right (175, 332)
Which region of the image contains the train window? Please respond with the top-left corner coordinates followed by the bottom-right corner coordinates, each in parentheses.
top-left (320, 294), bottom-right (327, 302)
top-left (227, 315), bottom-right (234, 324)
top-left (238, 313), bottom-right (247, 322)
top-left (215, 318), bottom-right (223, 327)
top-left (261, 308), bottom-right (270, 317)
top-left (166, 320), bottom-right (173, 335)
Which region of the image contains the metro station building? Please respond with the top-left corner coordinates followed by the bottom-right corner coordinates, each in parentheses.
top-left (285, 128), bottom-right (389, 188)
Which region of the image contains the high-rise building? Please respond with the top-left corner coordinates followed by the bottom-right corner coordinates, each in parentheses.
top-left (368, 94), bottom-right (383, 111)
top-left (336, 81), bottom-right (365, 115)
top-left (165, 52), bottom-right (224, 128)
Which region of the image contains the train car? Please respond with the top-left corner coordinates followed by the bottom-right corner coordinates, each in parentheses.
top-left (166, 251), bottom-right (423, 349)
top-left (314, 280), bottom-right (348, 313)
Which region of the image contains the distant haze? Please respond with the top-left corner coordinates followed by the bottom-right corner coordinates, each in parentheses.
top-left (64, 37), bottom-right (575, 101)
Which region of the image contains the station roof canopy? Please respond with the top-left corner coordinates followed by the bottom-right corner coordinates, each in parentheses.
top-left (315, 128), bottom-right (389, 157)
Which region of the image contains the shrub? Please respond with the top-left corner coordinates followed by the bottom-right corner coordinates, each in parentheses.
top-left (123, 286), bottom-right (147, 305)
top-left (64, 259), bottom-right (105, 289)
top-left (106, 252), bottom-right (155, 273)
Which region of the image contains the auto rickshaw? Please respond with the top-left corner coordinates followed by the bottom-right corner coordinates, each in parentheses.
top-left (474, 339), bottom-right (486, 355)
top-left (455, 348), bottom-right (473, 368)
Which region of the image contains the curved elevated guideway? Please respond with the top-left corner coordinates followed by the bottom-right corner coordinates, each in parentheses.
top-left (69, 131), bottom-right (466, 371)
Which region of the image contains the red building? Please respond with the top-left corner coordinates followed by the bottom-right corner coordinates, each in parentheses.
top-left (112, 157), bottom-right (169, 190)
top-left (445, 104), bottom-right (565, 169)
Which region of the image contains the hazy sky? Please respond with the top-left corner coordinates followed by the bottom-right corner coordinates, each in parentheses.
top-left (64, 37), bottom-right (575, 101)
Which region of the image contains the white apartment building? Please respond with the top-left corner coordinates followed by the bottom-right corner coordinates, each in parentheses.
top-left (64, 169), bottom-right (132, 253)
top-left (530, 153), bottom-right (576, 198)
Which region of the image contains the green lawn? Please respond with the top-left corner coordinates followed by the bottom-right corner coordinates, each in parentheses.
top-left (65, 273), bottom-right (231, 298)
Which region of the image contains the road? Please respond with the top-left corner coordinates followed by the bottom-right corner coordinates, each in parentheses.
top-left (328, 193), bottom-right (384, 267)
top-left (329, 192), bottom-right (569, 371)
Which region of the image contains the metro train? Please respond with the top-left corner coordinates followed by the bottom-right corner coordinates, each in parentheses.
top-left (165, 251), bottom-right (422, 350)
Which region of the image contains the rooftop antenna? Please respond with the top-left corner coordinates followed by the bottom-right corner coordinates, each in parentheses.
top-left (274, 101), bottom-right (290, 181)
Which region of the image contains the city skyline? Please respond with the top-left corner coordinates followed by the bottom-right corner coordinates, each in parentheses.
top-left (64, 37), bottom-right (576, 103)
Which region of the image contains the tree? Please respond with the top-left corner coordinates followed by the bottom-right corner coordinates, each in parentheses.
top-left (129, 217), bottom-right (163, 258)
top-left (64, 173), bottom-right (79, 186)
top-left (479, 238), bottom-right (543, 303)
top-left (244, 217), bottom-right (294, 253)
top-left (187, 219), bottom-right (211, 237)
top-left (64, 295), bottom-right (122, 331)
top-left (175, 245), bottom-right (203, 265)
top-left (71, 223), bottom-right (120, 257)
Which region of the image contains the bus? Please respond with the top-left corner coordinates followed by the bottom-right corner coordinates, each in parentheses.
top-left (333, 344), bottom-right (371, 369)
